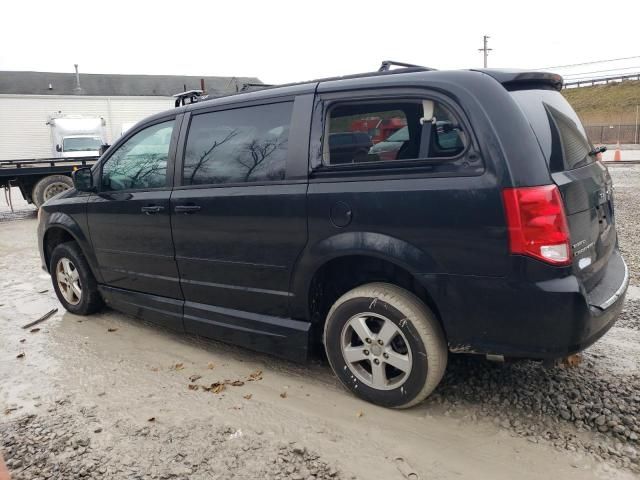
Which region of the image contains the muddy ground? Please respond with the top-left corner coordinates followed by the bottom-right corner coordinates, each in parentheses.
top-left (1, 164), bottom-right (639, 480)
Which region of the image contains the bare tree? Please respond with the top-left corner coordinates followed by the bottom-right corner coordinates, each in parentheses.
top-left (237, 137), bottom-right (287, 182)
top-left (104, 149), bottom-right (167, 190)
top-left (186, 129), bottom-right (238, 184)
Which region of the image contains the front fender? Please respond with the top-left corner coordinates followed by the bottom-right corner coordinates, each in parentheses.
top-left (289, 231), bottom-right (438, 319)
top-left (40, 203), bottom-right (102, 283)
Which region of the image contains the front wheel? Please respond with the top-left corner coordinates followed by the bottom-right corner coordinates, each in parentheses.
top-left (323, 283), bottom-right (447, 408)
top-left (50, 242), bottom-right (103, 315)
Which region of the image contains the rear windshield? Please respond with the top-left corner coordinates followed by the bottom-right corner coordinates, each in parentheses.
top-left (510, 89), bottom-right (593, 172)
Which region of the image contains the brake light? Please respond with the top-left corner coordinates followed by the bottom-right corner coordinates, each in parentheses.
top-left (502, 185), bottom-right (571, 266)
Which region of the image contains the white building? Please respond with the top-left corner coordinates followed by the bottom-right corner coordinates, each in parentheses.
top-left (0, 70), bottom-right (260, 160)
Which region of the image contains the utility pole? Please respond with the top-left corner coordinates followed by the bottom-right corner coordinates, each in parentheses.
top-left (478, 35), bottom-right (492, 68)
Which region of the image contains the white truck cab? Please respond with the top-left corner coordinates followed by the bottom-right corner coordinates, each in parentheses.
top-left (47, 115), bottom-right (108, 158)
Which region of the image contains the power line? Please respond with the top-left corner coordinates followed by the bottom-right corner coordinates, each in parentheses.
top-left (536, 55), bottom-right (640, 70)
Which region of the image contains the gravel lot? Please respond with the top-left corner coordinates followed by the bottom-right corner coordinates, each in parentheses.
top-left (1, 164), bottom-right (640, 479)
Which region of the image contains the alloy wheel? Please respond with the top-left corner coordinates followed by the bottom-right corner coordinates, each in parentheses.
top-left (56, 257), bottom-right (82, 305)
top-left (340, 312), bottom-right (412, 390)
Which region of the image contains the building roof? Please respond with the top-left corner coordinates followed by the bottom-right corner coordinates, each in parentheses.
top-left (0, 70), bottom-right (262, 97)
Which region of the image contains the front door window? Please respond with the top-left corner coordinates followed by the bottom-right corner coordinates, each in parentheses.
top-left (101, 120), bottom-right (174, 191)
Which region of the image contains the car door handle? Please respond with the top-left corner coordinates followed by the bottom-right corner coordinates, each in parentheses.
top-left (141, 205), bottom-right (164, 214)
top-left (174, 205), bottom-right (201, 214)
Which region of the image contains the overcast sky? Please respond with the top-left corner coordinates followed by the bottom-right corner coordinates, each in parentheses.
top-left (1, 0), bottom-right (638, 85)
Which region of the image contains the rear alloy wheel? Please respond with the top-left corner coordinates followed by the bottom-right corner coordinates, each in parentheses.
top-left (341, 313), bottom-right (412, 390)
top-left (324, 283), bottom-right (447, 408)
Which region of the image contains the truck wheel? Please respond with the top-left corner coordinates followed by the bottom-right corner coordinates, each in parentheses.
top-left (323, 282), bottom-right (447, 408)
top-left (32, 175), bottom-right (73, 208)
top-left (50, 242), bottom-right (103, 315)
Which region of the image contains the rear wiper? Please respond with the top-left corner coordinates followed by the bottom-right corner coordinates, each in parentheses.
top-left (589, 145), bottom-right (607, 156)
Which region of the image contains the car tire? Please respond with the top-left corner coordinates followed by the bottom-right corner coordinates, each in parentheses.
top-left (323, 282), bottom-right (447, 408)
top-left (32, 175), bottom-right (73, 208)
top-left (50, 242), bottom-right (103, 315)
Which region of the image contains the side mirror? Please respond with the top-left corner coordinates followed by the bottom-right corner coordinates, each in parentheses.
top-left (99, 144), bottom-right (110, 156)
top-left (72, 167), bottom-right (95, 192)
top-left (56, 144), bottom-right (62, 152)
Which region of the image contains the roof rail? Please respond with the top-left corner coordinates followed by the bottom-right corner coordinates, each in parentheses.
top-left (176, 62), bottom-right (439, 108)
top-left (240, 82), bottom-right (275, 92)
top-left (378, 60), bottom-right (436, 72)
top-left (173, 89), bottom-right (204, 107)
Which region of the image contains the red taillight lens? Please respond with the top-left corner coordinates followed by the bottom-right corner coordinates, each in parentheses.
top-left (502, 185), bottom-right (572, 266)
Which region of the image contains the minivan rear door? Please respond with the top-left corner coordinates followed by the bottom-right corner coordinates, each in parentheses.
top-left (510, 89), bottom-right (616, 291)
top-left (169, 94), bottom-right (314, 360)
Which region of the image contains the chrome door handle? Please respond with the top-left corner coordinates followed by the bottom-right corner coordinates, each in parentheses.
top-left (141, 205), bottom-right (164, 214)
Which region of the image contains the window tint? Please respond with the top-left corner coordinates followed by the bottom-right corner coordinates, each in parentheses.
top-left (101, 120), bottom-right (174, 191)
top-left (510, 89), bottom-right (593, 172)
top-left (325, 100), bottom-right (465, 165)
top-left (183, 102), bottom-right (292, 185)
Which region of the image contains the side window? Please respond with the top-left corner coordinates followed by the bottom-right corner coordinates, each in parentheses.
top-left (324, 100), bottom-right (465, 165)
top-left (101, 120), bottom-right (174, 191)
top-left (183, 102), bottom-right (293, 185)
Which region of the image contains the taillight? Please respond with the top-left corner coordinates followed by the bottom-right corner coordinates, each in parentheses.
top-left (502, 185), bottom-right (572, 266)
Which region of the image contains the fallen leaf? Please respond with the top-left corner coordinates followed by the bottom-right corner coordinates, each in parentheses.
top-left (356, 411), bottom-right (364, 418)
top-left (248, 370), bottom-right (263, 381)
top-left (207, 362), bottom-right (215, 369)
top-left (4, 407), bottom-right (18, 415)
top-left (189, 374), bottom-right (202, 382)
top-left (188, 384), bottom-right (199, 391)
top-left (280, 391), bottom-right (287, 399)
top-left (16, 352), bottom-right (25, 359)
top-left (38, 289), bottom-right (48, 294)
top-left (19, 339), bottom-right (26, 343)
top-left (150, 367), bottom-right (159, 372)
top-left (209, 382), bottom-right (226, 394)
top-left (107, 328), bottom-right (118, 332)
top-left (243, 394), bottom-right (252, 400)
top-left (147, 417), bottom-right (156, 422)
top-left (29, 328), bottom-right (40, 333)
top-left (230, 380), bottom-right (245, 387)
top-left (170, 363), bottom-right (185, 371)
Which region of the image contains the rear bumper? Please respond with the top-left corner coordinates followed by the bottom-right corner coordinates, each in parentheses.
top-left (421, 249), bottom-right (629, 359)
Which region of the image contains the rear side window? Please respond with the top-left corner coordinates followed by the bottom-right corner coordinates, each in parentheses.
top-left (324, 100), bottom-right (465, 165)
top-left (510, 89), bottom-right (592, 172)
top-left (183, 102), bottom-right (293, 185)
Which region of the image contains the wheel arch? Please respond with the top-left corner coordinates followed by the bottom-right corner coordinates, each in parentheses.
top-left (290, 232), bottom-right (444, 343)
top-left (42, 217), bottom-right (101, 282)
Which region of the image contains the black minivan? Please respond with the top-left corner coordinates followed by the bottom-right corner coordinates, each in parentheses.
top-left (38, 65), bottom-right (628, 408)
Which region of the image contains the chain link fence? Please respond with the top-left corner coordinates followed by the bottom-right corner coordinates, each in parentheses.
top-left (585, 124), bottom-right (640, 145)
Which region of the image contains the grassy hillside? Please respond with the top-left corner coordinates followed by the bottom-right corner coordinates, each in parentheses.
top-left (562, 80), bottom-right (640, 125)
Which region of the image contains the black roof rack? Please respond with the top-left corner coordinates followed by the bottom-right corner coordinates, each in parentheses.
top-left (180, 61), bottom-right (438, 107)
top-left (378, 60), bottom-right (435, 72)
top-left (173, 89), bottom-right (204, 107)
top-left (240, 82), bottom-right (275, 92)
